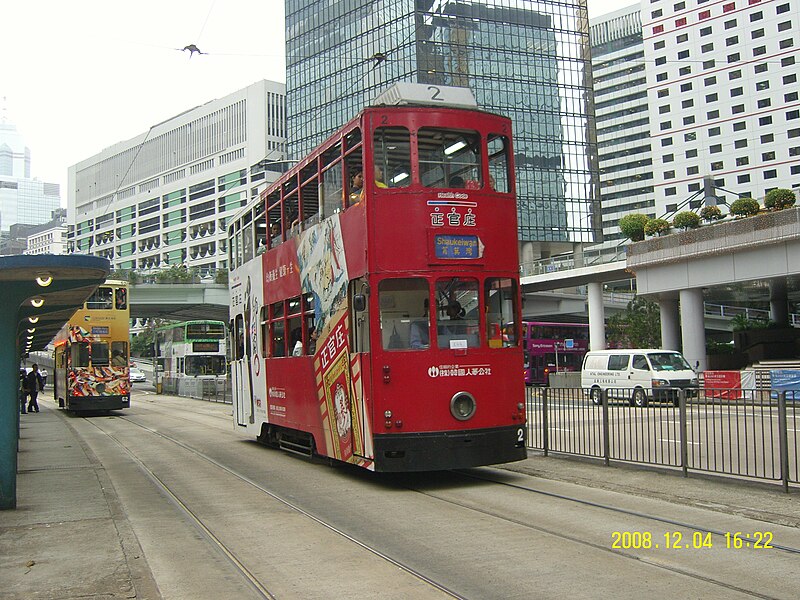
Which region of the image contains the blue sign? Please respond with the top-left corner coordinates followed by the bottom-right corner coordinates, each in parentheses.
top-left (565, 338), bottom-right (574, 349)
top-left (91, 326), bottom-right (109, 335)
top-left (771, 369), bottom-right (800, 401)
top-left (434, 234), bottom-right (479, 259)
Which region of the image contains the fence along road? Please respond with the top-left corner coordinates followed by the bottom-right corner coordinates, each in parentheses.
top-left (526, 386), bottom-right (798, 491)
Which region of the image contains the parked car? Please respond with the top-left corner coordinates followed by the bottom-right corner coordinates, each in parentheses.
top-left (129, 367), bottom-right (146, 383)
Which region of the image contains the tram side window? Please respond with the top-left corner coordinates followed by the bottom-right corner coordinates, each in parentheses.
top-left (322, 161), bottom-right (343, 217)
top-left (72, 342), bottom-right (90, 367)
top-left (270, 301), bottom-right (286, 358)
top-left (436, 278), bottom-right (480, 349)
top-left (373, 127), bottom-right (410, 188)
top-left (259, 307), bottom-right (269, 356)
top-left (91, 342), bottom-right (110, 366)
top-left (485, 278), bottom-right (519, 348)
top-left (487, 134), bottom-right (510, 193)
top-left (378, 278), bottom-right (429, 351)
top-left (115, 288), bottom-right (128, 310)
top-left (234, 315), bottom-right (245, 360)
top-left (86, 287), bottom-right (113, 309)
top-left (419, 128), bottom-right (481, 189)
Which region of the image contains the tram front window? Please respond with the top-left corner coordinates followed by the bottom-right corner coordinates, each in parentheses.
top-left (378, 278), bottom-right (429, 350)
top-left (418, 128), bottom-right (482, 189)
top-left (186, 356), bottom-right (226, 376)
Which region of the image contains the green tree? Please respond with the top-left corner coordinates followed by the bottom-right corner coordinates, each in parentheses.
top-left (764, 188), bottom-right (796, 211)
top-left (729, 197), bottom-right (760, 218)
top-left (644, 217), bottom-right (670, 237)
top-left (131, 328), bottom-right (156, 357)
top-left (606, 296), bottom-right (662, 348)
top-left (672, 211), bottom-right (701, 231)
top-left (618, 213), bottom-right (649, 242)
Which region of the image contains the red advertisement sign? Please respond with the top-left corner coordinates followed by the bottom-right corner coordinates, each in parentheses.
top-left (704, 370), bottom-right (743, 399)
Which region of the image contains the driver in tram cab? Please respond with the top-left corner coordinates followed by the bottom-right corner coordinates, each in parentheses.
top-left (440, 301), bottom-right (467, 335)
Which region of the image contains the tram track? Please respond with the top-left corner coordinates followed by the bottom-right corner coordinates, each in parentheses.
top-left (85, 413), bottom-right (468, 600)
top-left (393, 469), bottom-right (800, 600)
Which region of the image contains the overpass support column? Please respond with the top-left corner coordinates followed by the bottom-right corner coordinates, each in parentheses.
top-left (658, 297), bottom-right (681, 351)
top-left (679, 288), bottom-right (706, 372)
top-left (769, 278), bottom-right (789, 326)
top-left (587, 282), bottom-right (606, 351)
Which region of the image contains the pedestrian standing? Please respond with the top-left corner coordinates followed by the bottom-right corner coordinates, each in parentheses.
top-left (25, 364), bottom-right (45, 413)
top-left (19, 368), bottom-right (28, 414)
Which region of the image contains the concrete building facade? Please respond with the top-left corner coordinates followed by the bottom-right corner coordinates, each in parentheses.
top-left (68, 80), bottom-right (286, 274)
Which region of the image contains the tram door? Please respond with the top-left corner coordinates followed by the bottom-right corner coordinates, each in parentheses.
top-left (350, 280), bottom-right (372, 459)
top-left (231, 315), bottom-right (251, 426)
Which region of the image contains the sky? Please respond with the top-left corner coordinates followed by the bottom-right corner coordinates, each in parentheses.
top-left (1, 0), bottom-right (636, 205)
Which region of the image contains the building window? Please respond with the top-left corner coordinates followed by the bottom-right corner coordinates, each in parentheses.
top-left (652, 9), bottom-right (663, 17)
top-left (699, 9), bottom-right (711, 18)
top-left (727, 53), bottom-right (740, 62)
top-left (735, 139), bottom-right (748, 148)
top-left (757, 98), bottom-right (771, 109)
top-left (676, 33), bottom-right (689, 43)
top-left (702, 44), bottom-right (714, 53)
top-left (726, 36), bottom-right (739, 46)
top-left (653, 24), bottom-right (665, 34)
top-left (751, 11), bottom-right (763, 21)
top-left (700, 26), bottom-right (713, 36)
top-left (778, 21), bottom-right (792, 32)
top-left (753, 46), bottom-right (767, 56)
top-left (687, 165), bottom-right (699, 175)
top-left (736, 157), bottom-right (749, 166)
top-left (789, 146), bottom-right (800, 157)
top-left (710, 144), bottom-right (722, 153)
top-left (654, 40), bottom-right (666, 50)
top-left (682, 99), bottom-right (694, 109)
top-left (677, 50), bottom-right (689, 59)
top-left (725, 19), bottom-right (737, 29)
top-left (704, 76), bottom-right (717, 86)
top-left (688, 183), bottom-right (701, 192)
top-left (762, 151), bottom-right (776, 161)
top-left (662, 137), bottom-right (674, 147)
top-left (711, 161), bottom-right (724, 171)
top-left (663, 153), bottom-right (675, 162)
top-left (659, 105), bottom-right (671, 114)
top-left (787, 110), bottom-right (800, 120)
top-left (706, 93), bottom-right (718, 102)
top-left (738, 174), bottom-right (751, 183)
top-left (776, 3), bottom-right (790, 14)
top-left (782, 57), bottom-right (796, 67)
top-left (756, 80), bottom-right (770, 91)
top-left (729, 70), bottom-right (742, 80)
top-left (656, 56), bottom-right (667, 65)
top-left (665, 187), bottom-right (677, 196)
top-left (788, 128), bottom-right (800, 138)
top-left (754, 63), bottom-right (768, 74)
top-left (657, 89), bottom-right (669, 98)
top-left (752, 28), bottom-right (765, 39)
top-left (680, 82), bottom-right (693, 92)
top-left (708, 110), bottom-right (720, 119)
top-left (660, 121), bottom-right (672, 131)
top-left (664, 170), bottom-right (676, 179)
top-left (679, 66), bottom-right (692, 76)
top-left (733, 121), bottom-right (747, 131)
top-left (703, 59), bottom-right (716, 69)
top-left (759, 116), bottom-right (773, 126)
top-left (674, 1), bottom-right (686, 9)
top-left (784, 74), bottom-right (798, 85)
top-left (787, 92), bottom-right (800, 102)
top-left (779, 39), bottom-right (794, 49)
top-left (675, 17), bottom-right (687, 27)
top-left (686, 149), bottom-right (698, 158)
top-left (730, 87), bottom-right (743, 97)
top-left (723, 2), bottom-right (736, 12)
top-left (764, 170), bottom-right (777, 179)
top-left (683, 116), bottom-right (695, 125)
top-left (657, 72), bottom-right (668, 82)
top-left (685, 132), bottom-right (697, 141)
top-left (732, 104), bottom-right (745, 114)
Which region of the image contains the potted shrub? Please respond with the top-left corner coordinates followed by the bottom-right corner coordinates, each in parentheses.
top-left (729, 197), bottom-right (760, 218)
top-left (672, 211), bottom-right (701, 231)
top-left (764, 188), bottom-right (797, 211)
top-left (644, 217), bottom-right (670, 237)
top-left (619, 213), bottom-right (649, 242)
top-left (699, 205), bottom-right (723, 222)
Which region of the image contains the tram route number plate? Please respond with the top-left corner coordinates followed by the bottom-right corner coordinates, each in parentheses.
top-left (434, 234), bottom-right (479, 259)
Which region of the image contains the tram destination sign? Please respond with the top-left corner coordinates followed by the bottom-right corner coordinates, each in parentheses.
top-left (434, 234), bottom-right (479, 259)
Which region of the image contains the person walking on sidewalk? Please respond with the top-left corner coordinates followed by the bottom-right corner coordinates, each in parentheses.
top-left (25, 364), bottom-right (45, 413)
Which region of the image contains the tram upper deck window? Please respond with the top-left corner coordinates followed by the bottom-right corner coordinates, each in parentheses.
top-left (373, 127), bottom-right (410, 188)
top-left (86, 287), bottom-right (113, 309)
top-left (419, 128), bottom-right (482, 189)
top-left (487, 134), bottom-right (510, 193)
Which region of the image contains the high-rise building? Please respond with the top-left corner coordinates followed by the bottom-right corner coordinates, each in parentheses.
top-left (68, 80), bottom-right (287, 273)
top-left (0, 117), bottom-right (61, 232)
top-left (642, 0), bottom-right (800, 213)
top-left (590, 6), bottom-right (654, 246)
top-left (286, 0), bottom-right (600, 258)
top-left (26, 208), bottom-right (68, 255)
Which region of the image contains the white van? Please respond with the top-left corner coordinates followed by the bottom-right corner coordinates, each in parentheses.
top-left (581, 349), bottom-right (698, 407)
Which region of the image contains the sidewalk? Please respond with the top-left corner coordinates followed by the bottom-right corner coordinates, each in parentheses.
top-left (0, 402), bottom-right (159, 600)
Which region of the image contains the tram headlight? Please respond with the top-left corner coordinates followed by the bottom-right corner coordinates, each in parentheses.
top-left (450, 392), bottom-right (476, 421)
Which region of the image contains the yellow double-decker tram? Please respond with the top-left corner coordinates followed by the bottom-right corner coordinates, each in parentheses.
top-left (53, 280), bottom-right (131, 413)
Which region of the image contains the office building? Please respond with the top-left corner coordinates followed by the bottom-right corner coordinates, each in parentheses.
top-left (0, 117), bottom-right (61, 232)
top-left (590, 6), bottom-right (655, 246)
top-left (68, 80), bottom-right (286, 273)
top-left (26, 208), bottom-right (68, 255)
top-left (286, 0), bottom-right (600, 259)
top-left (642, 0), bottom-right (800, 212)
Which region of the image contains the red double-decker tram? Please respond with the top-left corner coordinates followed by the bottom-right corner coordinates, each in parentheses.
top-left (228, 84), bottom-right (526, 471)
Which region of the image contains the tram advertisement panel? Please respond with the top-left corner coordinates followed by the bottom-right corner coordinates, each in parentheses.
top-left (67, 323), bottom-right (130, 397)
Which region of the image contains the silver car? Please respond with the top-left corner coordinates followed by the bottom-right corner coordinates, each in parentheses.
top-left (129, 367), bottom-right (146, 383)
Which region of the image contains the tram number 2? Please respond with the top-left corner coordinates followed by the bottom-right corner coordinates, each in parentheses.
top-left (517, 428), bottom-right (524, 444)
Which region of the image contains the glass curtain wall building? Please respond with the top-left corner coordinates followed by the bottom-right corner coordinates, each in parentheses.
top-left (286, 0), bottom-right (599, 251)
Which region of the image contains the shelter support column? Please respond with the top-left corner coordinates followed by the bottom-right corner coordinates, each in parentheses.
top-left (0, 302), bottom-right (20, 509)
top-left (658, 296), bottom-right (681, 351)
top-left (587, 281), bottom-right (606, 351)
top-left (769, 278), bottom-right (789, 326)
top-left (679, 288), bottom-right (707, 373)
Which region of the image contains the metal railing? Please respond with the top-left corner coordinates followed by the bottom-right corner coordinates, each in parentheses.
top-left (527, 386), bottom-right (798, 491)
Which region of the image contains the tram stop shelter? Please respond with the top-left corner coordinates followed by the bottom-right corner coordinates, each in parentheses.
top-left (0, 255), bottom-right (110, 509)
